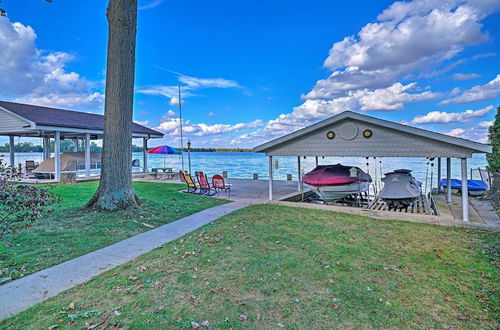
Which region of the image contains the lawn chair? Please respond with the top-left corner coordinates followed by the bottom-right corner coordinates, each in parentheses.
top-left (196, 171), bottom-right (217, 196)
top-left (212, 174), bottom-right (231, 197)
top-left (25, 160), bottom-right (36, 173)
top-left (179, 171), bottom-right (197, 193)
top-left (178, 170), bottom-right (186, 182)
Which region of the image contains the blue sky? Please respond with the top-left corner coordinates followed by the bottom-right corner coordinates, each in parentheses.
top-left (0, 0), bottom-right (499, 148)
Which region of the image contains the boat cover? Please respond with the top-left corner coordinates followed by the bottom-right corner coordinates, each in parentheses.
top-left (439, 179), bottom-right (487, 191)
top-left (33, 152), bottom-right (102, 174)
top-left (380, 169), bottom-right (421, 200)
top-left (303, 164), bottom-right (372, 187)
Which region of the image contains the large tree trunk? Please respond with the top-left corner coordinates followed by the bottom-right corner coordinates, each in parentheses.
top-left (86, 0), bottom-right (139, 210)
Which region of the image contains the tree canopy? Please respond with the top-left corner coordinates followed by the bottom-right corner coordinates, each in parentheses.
top-left (486, 105), bottom-right (500, 173)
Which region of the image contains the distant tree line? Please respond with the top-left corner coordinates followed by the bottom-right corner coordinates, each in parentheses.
top-left (0, 143), bottom-right (251, 153)
top-left (0, 142), bottom-right (145, 153)
top-left (179, 147), bottom-right (252, 152)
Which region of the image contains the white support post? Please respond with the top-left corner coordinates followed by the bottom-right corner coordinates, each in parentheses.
top-left (73, 139), bottom-right (78, 152)
top-left (85, 133), bottom-right (91, 178)
top-left (9, 136), bottom-right (15, 168)
top-left (461, 158), bottom-right (469, 222)
top-left (54, 131), bottom-right (61, 181)
top-left (446, 158), bottom-right (452, 203)
top-left (437, 158), bottom-right (441, 192)
top-left (143, 138), bottom-right (148, 173)
top-left (268, 156), bottom-right (273, 201)
top-left (297, 156), bottom-right (301, 192)
top-left (42, 137), bottom-right (49, 160)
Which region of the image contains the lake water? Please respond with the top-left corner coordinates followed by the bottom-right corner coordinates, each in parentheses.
top-left (1, 151), bottom-right (488, 191)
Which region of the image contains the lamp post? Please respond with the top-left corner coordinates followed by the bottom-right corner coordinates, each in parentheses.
top-left (187, 140), bottom-right (192, 174)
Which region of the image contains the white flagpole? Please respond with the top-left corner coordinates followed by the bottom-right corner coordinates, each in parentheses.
top-left (178, 86), bottom-right (185, 172)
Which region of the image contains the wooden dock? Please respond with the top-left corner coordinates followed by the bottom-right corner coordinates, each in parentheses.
top-left (367, 194), bottom-right (435, 215)
top-left (433, 194), bottom-right (500, 226)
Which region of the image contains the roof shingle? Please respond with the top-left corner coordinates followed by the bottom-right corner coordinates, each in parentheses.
top-left (0, 100), bottom-right (163, 137)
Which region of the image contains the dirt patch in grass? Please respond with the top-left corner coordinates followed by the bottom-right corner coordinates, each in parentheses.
top-left (1, 204), bottom-right (498, 328)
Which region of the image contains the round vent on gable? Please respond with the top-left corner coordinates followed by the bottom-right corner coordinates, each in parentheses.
top-left (339, 123), bottom-right (358, 140)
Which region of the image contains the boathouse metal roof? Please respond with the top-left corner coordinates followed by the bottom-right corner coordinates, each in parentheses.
top-left (253, 111), bottom-right (492, 158)
top-left (0, 100), bottom-right (163, 139)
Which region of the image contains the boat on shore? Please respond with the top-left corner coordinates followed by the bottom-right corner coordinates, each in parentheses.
top-left (379, 169), bottom-right (422, 208)
top-left (302, 164), bottom-right (372, 201)
top-left (33, 152), bottom-right (102, 179)
top-left (439, 178), bottom-right (488, 196)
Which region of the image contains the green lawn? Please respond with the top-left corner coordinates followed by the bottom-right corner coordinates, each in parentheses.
top-left (0, 181), bottom-right (226, 281)
top-left (2, 204), bottom-right (498, 328)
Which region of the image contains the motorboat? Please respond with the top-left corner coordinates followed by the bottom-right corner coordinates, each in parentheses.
top-left (302, 164), bottom-right (372, 201)
top-left (32, 152), bottom-right (142, 179)
top-left (33, 152), bottom-right (102, 179)
top-left (379, 169), bottom-right (422, 208)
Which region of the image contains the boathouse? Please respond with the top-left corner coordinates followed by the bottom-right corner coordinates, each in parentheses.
top-left (253, 111), bottom-right (492, 221)
top-left (0, 100), bottom-right (163, 180)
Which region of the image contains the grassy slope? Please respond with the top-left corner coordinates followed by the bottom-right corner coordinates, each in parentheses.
top-left (2, 204), bottom-right (498, 329)
top-left (0, 181), bottom-right (226, 280)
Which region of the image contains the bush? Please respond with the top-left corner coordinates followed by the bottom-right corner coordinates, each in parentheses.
top-left (0, 160), bottom-right (60, 236)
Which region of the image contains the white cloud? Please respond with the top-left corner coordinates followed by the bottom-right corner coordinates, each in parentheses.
top-left (164, 109), bottom-right (176, 117)
top-left (178, 75), bottom-right (240, 89)
top-left (451, 72), bottom-right (480, 80)
top-left (442, 122), bottom-right (491, 143)
top-left (230, 82), bottom-right (441, 146)
top-left (156, 110), bottom-right (263, 137)
top-left (478, 120), bottom-right (493, 128)
top-left (439, 74), bottom-right (500, 104)
top-left (449, 87), bottom-right (462, 96)
top-left (137, 72), bottom-right (240, 105)
top-left (134, 120), bottom-right (150, 126)
top-left (137, 85), bottom-right (193, 99)
top-left (14, 92), bottom-right (103, 109)
top-left (230, 0), bottom-right (500, 147)
top-left (311, 0), bottom-right (495, 97)
top-left (139, 0), bottom-right (165, 10)
top-left (0, 17), bottom-right (103, 109)
top-left (410, 105), bottom-right (493, 124)
top-left (168, 96), bottom-right (183, 106)
top-left (355, 83), bottom-right (439, 111)
top-left (443, 128), bottom-right (466, 137)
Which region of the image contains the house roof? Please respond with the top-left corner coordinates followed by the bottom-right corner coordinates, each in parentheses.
top-left (0, 100), bottom-right (163, 138)
top-left (253, 111), bottom-right (492, 157)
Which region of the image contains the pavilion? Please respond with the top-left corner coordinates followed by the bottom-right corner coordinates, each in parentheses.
top-left (0, 100), bottom-right (163, 180)
top-left (253, 111), bottom-right (492, 222)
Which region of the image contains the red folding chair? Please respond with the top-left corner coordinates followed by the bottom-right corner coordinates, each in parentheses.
top-left (212, 174), bottom-right (231, 197)
top-left (196, 172), bottom-right (217, 196)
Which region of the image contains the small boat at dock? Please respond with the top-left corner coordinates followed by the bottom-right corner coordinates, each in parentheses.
top-left (379, 169), bottom-right (422, 208)
top-left (302, 164), bottom-right (372, 201)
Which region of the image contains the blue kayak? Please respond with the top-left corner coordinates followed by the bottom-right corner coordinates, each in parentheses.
top-left (439, 179), bottom-right (487, 191)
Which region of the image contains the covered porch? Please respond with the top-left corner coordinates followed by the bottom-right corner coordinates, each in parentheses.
top-left (0, 101), bottom-right (163, 181)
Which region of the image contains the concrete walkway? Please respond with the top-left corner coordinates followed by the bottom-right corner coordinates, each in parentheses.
top-left (0, 201), bottom-right (250, 321)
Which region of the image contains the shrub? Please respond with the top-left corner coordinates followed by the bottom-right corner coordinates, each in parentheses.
top-left (0, 160), bottom-right (60, 236)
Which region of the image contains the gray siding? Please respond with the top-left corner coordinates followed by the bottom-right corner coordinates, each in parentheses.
top-left (0, 109), bottom-right (31, 134)
top-left (265, 119), bottom-right (475, 158)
